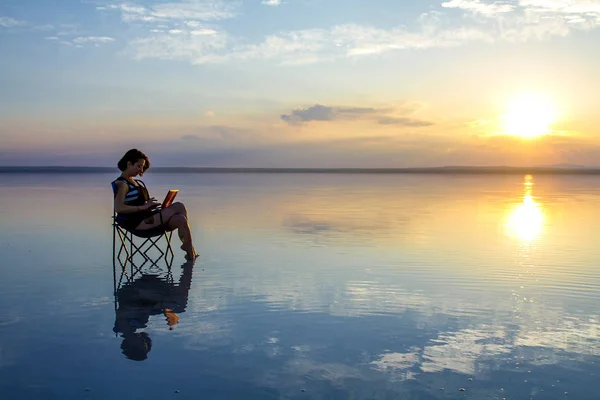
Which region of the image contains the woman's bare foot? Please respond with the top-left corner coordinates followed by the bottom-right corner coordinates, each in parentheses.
top-left (181, 244), bottom-right (198, 261)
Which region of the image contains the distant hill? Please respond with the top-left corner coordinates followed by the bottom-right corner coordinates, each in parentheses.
top-left (2, 165), bottom-right (600, 174)
top-left (536, 163), bottom-right (594, 169)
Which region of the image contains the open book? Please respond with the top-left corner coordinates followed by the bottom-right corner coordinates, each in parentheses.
top-left (162, 190), bottom-right (179, 208)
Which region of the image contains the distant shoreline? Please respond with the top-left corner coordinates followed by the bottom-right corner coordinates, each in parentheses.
top-left (2, 166), bottom-right (600, 175)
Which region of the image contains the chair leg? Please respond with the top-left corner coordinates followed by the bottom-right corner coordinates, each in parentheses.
top-left (115, 228), bottom-right (131, 265)
top-left (113, 224), bottom-right (135, 289)
top-left (128, 236), bottom-right (162, 266)
top-left (129, 232), bottom-right (134, 277)
top-left (112, 222), bottom-right (176, 280)
top-left (112, 222), bottom-right (117, 292)
top-left (165, 231), bottom-right (174, 260)
top-left (114, 226), bottom-right (148, 278)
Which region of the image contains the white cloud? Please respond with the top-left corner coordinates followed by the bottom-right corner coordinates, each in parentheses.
top-left (442, 0), bottom-right (516, 15)
top-left (0, 16), bottom-right (25, 28)
top-left (130, 29), bottom-right (228, 63)
top-left (185, 20), bottom-right (202, 27)
top-left (441, 0), bottom-right (600, 41)
top-left (520, 0), bottom-right (600, 16)
top-left (127, 23), bottom-right (493, 65)
top-left (191, 28), bottom-right (218, 35)
top-left (213, 23), bottom-right (492, 63)
top-left (96, 0), bottom-right (600, 65)
top-left (71, 36), bottom-right (116, 46)
top-left (442, 0), bottom-right (600, 24)
top-left (73, 36), bottom-right (115, 43)
top-left (5, 0), bottom-right (600, 61)
top-left (103, 0), bottom-right (238, 23)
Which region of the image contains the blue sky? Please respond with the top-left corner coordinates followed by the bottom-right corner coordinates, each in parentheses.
top-left (1, 0), bottom-right (599, 167)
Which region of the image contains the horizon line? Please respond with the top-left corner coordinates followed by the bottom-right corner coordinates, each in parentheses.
top-left (2, 165), bottom-right (600, 174)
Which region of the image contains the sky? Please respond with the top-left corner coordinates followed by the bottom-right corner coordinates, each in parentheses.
top-left (1, 0), bottom-right (599, 167)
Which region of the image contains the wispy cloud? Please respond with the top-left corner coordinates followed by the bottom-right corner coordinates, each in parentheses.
top-left (177, 125), bottom-right (254, 143)
top-left (100, 0), bottom-right (239, 22)
top-left (72, 36), bottom-right (115, 44)
top-left (377, 117), bottom-right (434, 127)
top-left (118, 13), bottom-right (592, 65)
top-left (443, 0), bottom-right (600, 19)
top-left (127, 22), bottom-right (494, 65)
top-left (0, 16), bottom-right (25, 28)
top-left (442, 0), bottom-right (600, 33)
top-left (54, 23), bottom-right (84, 37)
top-left (281, 104), bottom-right (379, 124)
top-left (129, 29), bottom-right (228, 62)
top-left (181, 134), bottom-right (201, 140)
top-left (280, 104), bottom-right (433, 127)
top-left (31, 24), bottom-right (54, 31)
top-left (86, 0), bottom-right (600, 64)
top-left (44, 34), bottom-right (115, 47)
top-left (441, 0), bottom-right (516, 16)
top-left (96, 0), bottom-right (235, 61)
top-left (0, 17), bottom-right (53, 32)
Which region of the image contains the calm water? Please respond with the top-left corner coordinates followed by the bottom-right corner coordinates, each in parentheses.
top-left (0, 173), bottom-right (599, 399)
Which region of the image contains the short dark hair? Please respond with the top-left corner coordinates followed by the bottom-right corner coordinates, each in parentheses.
top-left (120, 332), bottom-right (152, 361)
top-left (117, 149), bottom-right (151, 174)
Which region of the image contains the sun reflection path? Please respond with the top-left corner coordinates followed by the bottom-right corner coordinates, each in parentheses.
top-left (505, 175), bottom-right (545, 243)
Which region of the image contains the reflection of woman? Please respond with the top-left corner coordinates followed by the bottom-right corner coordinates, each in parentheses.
top-left (113, 261), bottom-right (194, 361)
top-left (112, 148), bottom-right (198, 261)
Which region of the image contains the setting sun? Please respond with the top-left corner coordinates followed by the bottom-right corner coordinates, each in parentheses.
top-left (502, 94), bottom-right (556, 139)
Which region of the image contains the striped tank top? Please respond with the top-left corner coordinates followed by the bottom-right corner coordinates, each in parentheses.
top-left (111, 177), bottom-right (152, 230)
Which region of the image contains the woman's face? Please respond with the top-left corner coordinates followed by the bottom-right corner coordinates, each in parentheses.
top-left (128, 159), bottom-right (146, 176)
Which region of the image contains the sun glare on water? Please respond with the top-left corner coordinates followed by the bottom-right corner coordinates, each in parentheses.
top-left (502, 94), bottom-right (556, 139)
top-left (506, 175), bottom-right (545, 243)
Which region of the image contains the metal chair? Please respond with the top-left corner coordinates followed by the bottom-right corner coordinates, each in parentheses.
top-left (112, 213), bottom-right (175, 282)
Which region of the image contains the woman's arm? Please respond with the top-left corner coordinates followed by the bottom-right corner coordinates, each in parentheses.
top-left (114, 181), bottom-right (147, 214)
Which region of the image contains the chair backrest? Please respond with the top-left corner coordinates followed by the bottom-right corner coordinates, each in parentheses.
top-left (111, 180), bottom-right (118, 196)
top-left (111, 180), bottom-right (118, 218)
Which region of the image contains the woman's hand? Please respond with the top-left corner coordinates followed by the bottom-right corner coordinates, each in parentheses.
top-left (142, 198), bottom-right (161, 210)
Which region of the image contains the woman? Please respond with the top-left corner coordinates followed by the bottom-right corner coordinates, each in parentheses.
top-left (112, 149), bottom-right (198, 261)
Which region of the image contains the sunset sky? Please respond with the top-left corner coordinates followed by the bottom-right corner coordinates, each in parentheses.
top-left (1, 0), bottom-right (599, 167)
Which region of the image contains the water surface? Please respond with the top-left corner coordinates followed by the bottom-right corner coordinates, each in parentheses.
top-left (0, 173), bottom-right (599, 399)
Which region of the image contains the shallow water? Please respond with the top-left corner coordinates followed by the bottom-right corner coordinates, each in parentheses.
top-left (0, 172), bottom-right (599, 399)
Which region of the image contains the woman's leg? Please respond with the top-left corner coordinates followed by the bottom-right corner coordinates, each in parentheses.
top-left (134, 207), bottom-right (179, 231)
top-left (163, 202), bottom-right (195, 258)
top-left (134, 204), bottom-right (197, 260)
top-left (166, 214), bottom-right (197, 260)
top-left (167, 202), bottom-right (187, 217)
